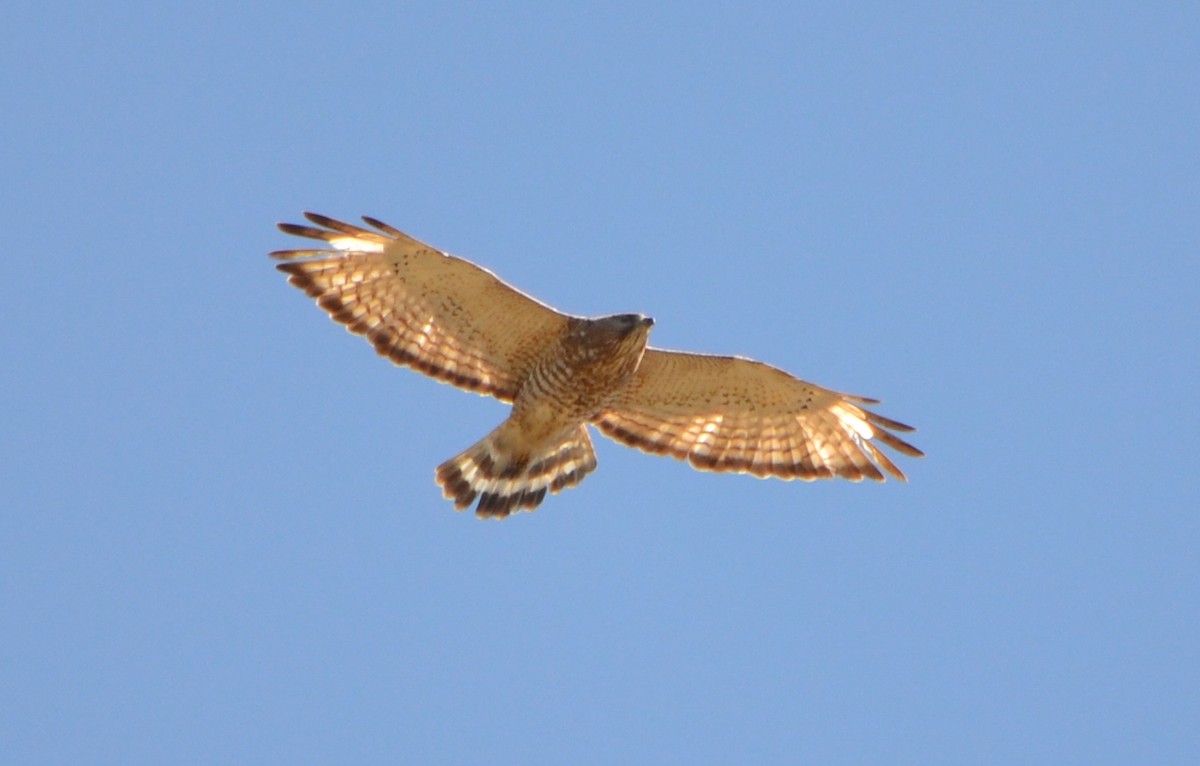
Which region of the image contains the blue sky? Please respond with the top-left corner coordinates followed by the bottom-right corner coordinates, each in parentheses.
top-left (3, 2), bottom-right (1197, 763)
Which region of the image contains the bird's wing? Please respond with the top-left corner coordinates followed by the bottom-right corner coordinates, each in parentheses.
top-left (272, 213), bottom-right (571, 401)
top-left (593, 348), bottom-right (923, 481)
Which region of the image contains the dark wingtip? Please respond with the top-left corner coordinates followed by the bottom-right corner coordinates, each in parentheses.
top-left (362, 215), bottom-right (403, 237)
top-left (277, 221), bottom-right (312, 236)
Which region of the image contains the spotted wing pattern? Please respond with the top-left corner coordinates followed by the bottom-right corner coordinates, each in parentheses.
top-left (271, 213), bottom-right (570, 402)
top-left (594, 349), bottom-right (923, 482)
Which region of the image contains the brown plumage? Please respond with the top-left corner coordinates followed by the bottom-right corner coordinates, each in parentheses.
top-left (271, 213), bottom-right (923, 518)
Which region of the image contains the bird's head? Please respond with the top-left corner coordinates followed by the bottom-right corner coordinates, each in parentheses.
top-left (566, 313), bottom-right (654, 371)
top-left (603, 313), bottom-right (654, 333)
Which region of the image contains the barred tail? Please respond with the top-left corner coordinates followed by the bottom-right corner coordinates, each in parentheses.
top-left (435, 425), bottom-right (598, 518)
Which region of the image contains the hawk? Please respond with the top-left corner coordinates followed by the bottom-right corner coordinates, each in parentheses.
top-left (272, 213), bottom-right (923, 518)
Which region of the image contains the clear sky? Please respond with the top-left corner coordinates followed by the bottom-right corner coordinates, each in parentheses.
top-left (3, 2), bottom-right (1197, 764)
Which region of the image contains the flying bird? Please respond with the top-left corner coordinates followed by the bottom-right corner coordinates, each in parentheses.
top-left (272, 213), bottom-right (923, 518)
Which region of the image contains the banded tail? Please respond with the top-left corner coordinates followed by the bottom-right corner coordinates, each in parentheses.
top-left (436, 424), bottom-right (598, 518)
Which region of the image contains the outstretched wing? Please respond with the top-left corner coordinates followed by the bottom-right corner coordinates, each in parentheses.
top-left (272, 213), bottom-right (571, 402)
top-left (593, 349), bottom-right (923, 481)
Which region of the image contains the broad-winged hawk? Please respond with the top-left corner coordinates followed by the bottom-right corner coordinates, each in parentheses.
top-left (272, 213), bottom-right (923, 518)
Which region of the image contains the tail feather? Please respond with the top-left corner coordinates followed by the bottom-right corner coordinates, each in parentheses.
top-left (436, 425), bottom-right (598, 518)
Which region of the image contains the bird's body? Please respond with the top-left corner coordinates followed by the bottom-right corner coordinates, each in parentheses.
top-left (437, 314), bottom-right (653, 516)
top-left (272, 213), bottom-right (923, 518)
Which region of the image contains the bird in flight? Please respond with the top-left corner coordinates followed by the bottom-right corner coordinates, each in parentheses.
top-left (272, 213), bottom-right (923, 518)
